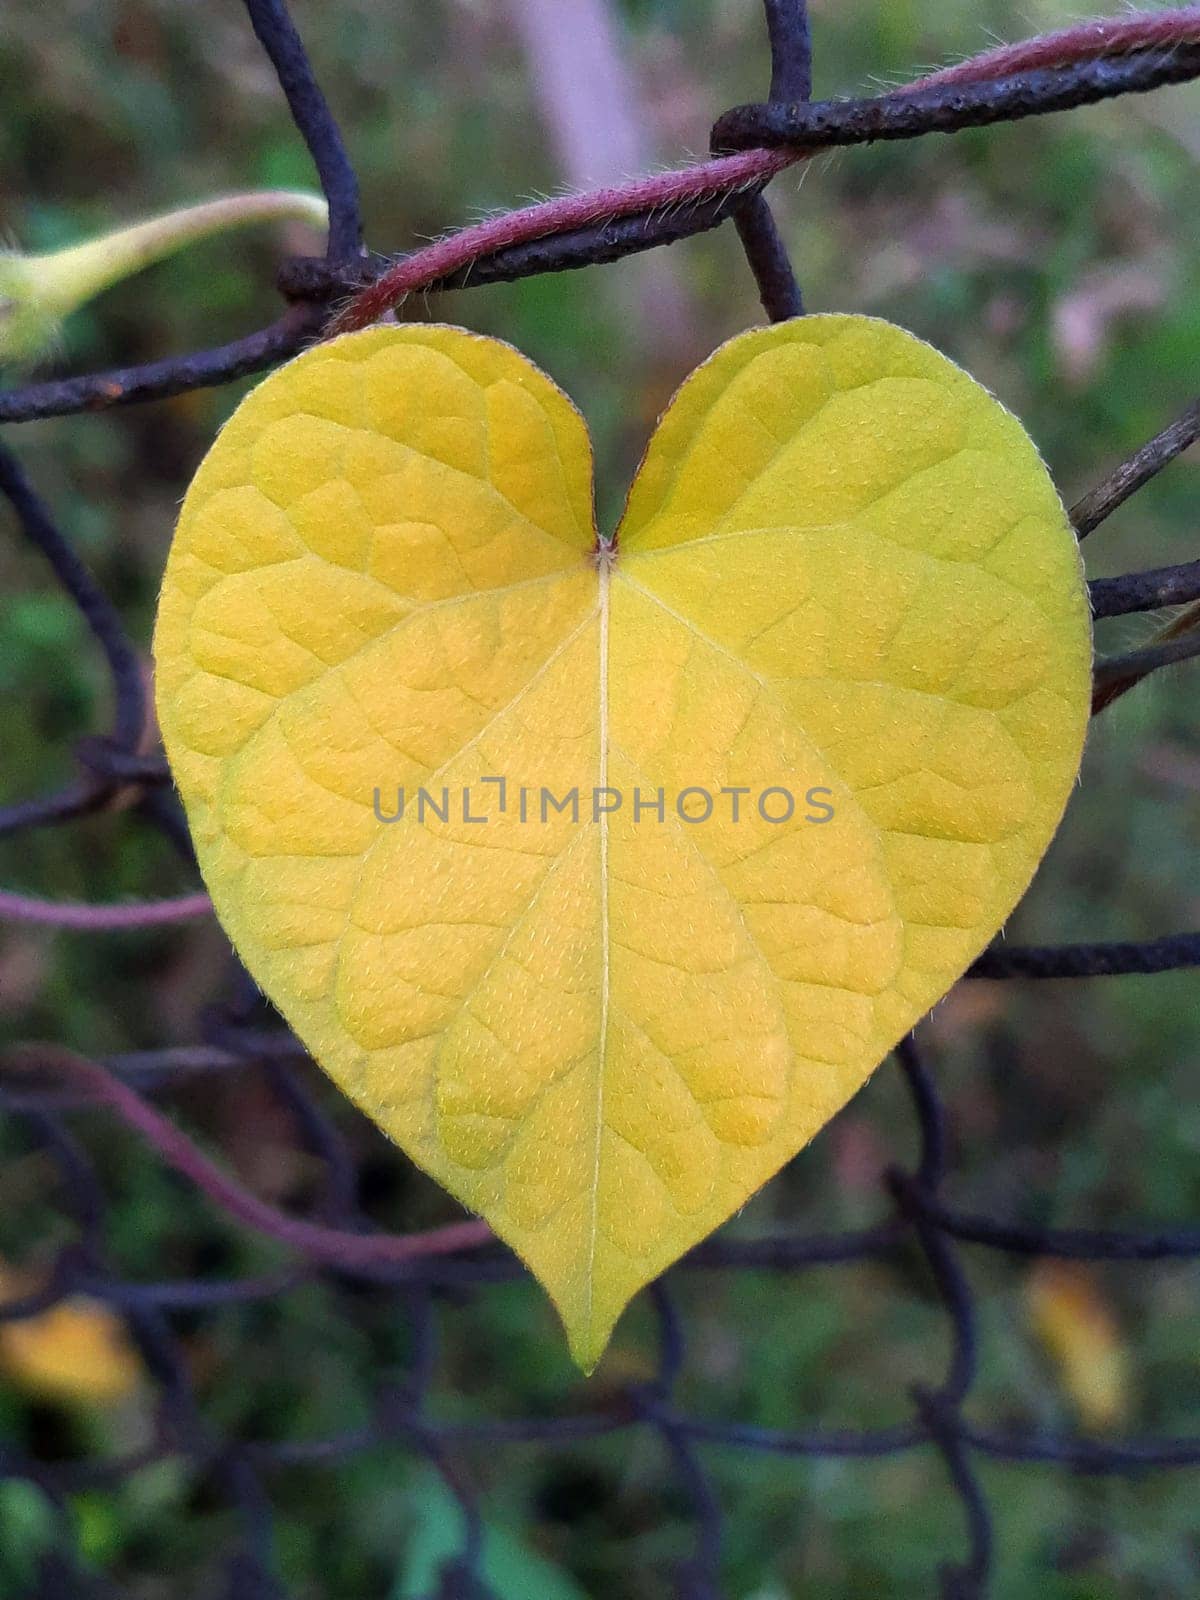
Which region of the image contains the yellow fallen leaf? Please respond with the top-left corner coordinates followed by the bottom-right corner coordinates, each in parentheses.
top-left (0, 1268), bottom-right (141, 1406)
top-left (154, 318), bottom-right (1091, 1369)
top-left (1027, 1261), bottom-right (1129, 1429)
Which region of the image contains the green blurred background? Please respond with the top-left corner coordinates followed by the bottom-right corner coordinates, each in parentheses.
top-left (1, 1), bottom-right (1198, 1595)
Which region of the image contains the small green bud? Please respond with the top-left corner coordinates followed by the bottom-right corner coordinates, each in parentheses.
top-left (0, 253), bottom-right (62, 364)
top-left (0, 190), bottom-right (329, 367)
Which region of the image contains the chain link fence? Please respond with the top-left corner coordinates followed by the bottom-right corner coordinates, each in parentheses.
top-left (2, 2), bottom-right (1200, 1595)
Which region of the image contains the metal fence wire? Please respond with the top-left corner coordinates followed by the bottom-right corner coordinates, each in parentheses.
top-left (3, 2), bottom-right (1200, 1595)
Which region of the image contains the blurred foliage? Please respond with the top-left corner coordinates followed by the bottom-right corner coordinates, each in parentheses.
top-left (0, 0), bottom-right (1198, 1595)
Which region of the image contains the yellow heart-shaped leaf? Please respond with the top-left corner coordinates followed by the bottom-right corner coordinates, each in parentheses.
top-left (154, 318), bottom-right (1091, 1369)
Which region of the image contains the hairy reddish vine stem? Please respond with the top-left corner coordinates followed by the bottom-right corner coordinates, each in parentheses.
top-left (913, 7), bottom-right (1200, 87)
top-left (0, 888), bottom-right (212, 930)
top-left (331, 8), bottom-right (1200, 334)
top-left (2, 1046), bottom-right (492, 1266)
top-left (329, 147), bottom-right (791, 333)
